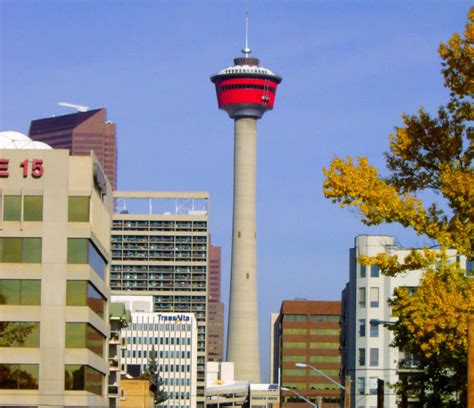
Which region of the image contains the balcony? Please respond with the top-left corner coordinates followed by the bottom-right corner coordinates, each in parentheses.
top-left (108, 385), bottom-right (119, 395)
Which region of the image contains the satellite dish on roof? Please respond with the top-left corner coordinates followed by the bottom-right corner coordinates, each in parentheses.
top-left (58, 102), bottom-right (89, 112)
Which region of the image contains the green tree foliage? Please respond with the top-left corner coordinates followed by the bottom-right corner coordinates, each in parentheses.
top-left (144, 348), bottom-right (168, 406)
top-left (323, 7), bottom-right (473, 406)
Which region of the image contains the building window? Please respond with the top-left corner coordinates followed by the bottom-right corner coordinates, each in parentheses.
top-left (370, 348), bottom-right (379, 366)
top-left (0, 238), bottom-right (42, 263)
top-left (360, 264), bottom-right (366, 278)
top-left (282, 342), bottom-right (306, 349)
top-left (282, 355), bottom-right (306, 363)
top-left (359, 319), bottom-right (366, 337)
top-left (309, 328), bottom-right (339, 336)
top-left (283, 314), bottom-right (307, 322)
top-left (3, 196), bottom-right (42, 222)
top-left (370, 265), bottom-right (380, 277)
top-left (309, 355), bottom-right (340, 363)
top-left (358, 348), bottom-right (366, 366)
top-left (282, 369), bottom-right (306, 376)
top-left (66, 281), bottom-right (105, 318)
top-left (358, 288), bottom-right (366, 308)
top-left (283, 328), bottom-right (307, 335)
top-left (0, 364), bottom-right (39, 389)
top-left (370, 322), bottom-right (379, 337)
top-left (68, 197), bottom-right (90, 222)
top-left (64, 365), bottom-right (103, 395)
top-left (467, 259), bottom-right (473, 277)
top-left (370, 287), bottom-right (379, 307)
top-left (65, 323), bottom-right (105, 356)
top-left (356, 377), bottom-right (365, 395)
top-left (0, 322), bottom-right (40, 347)
top-left (309, 342), bottom-right (339, 349)
top-left (0, 280), bottom-right (41, 305)
top-left (3, 196), bottom-right (21, 221)
top-left (67, 239), bottom-right (106, 279)
top-left (24, 196), bottom-right (43, 221)
top-left (369, 377), bottom-right (378, 394)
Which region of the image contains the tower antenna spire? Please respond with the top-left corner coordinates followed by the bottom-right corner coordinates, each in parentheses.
top-left (241, 9), bottom-right (251, 57)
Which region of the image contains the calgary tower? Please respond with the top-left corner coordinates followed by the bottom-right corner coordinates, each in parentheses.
top-left (210, 20), bottom-right (282, 382)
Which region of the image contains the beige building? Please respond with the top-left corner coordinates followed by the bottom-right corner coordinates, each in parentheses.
top-left (0, 144), bottom-right (113, 407)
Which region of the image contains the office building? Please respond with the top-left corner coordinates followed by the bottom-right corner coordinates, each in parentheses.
top-left (340, 235), bottom-right (467, 407)
top-left (0, 135), bottom-right (113, 407)
top-left (208, 244), bottom-right (224, 362)
top-left (29, 107), bottom-right (117, 190)
top-left (276, 300), bottom-right (342, 408)
top-left (109, 191), bottom-right (209, 407)
top-left (211, 30), bottom-right (282, 383)
top-left (111, 295), bottom-right (198, 408)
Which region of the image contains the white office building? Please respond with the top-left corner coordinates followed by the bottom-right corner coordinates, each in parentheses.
top-left (112, 295), bottom-right (197, 408)
top-left (341, 235), bottom-right (468, 408)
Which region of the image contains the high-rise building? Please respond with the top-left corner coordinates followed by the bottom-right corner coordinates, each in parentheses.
top-left (0, 136), bottom-right (113, 407)
top-left (28, 108), bottom-right (117, 190)
top-left (211, 35), bottom-right (282, 383)
top-left (340, 235), bottom-right (468, 407)
top-left (207, 244), bottom-right (224, 362)
top-left (109, 191), bottom-right (209, 407)
top-left (276, 300), bottom-right (342, 408)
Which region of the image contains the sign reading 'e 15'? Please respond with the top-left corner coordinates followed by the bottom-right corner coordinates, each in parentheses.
top-left (0, 159), bottom-right (44, 178)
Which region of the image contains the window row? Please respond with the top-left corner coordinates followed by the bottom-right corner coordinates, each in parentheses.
top-left (283, 314), bottom-right (339, 322)
top-left (359, 264), bottom-right (380, 278)
top-left (218, 84), bottom-right (276, 93)
top-left (0, 238), bottom-right (41, 263)
top-left (0, 279), bottom-right (105, 318)
top-left (358, 319), bottom-right (379, 337)
top-left (125, 336), bottom-right (192, 345)
top-left (2, 196), bottom-right (90, 223)
top-left (0, 364), bottom-right (104, 395)
top-left (282, 341), bottom-right (339, 349)
top-left (358, 347), bottom-right (379, 366)
top-left (112, 235), bottom-right (207, 243)
top-left (3, 196), bottom-right (42, 222)
top-left (358, 287), bottom-right (380, 308)
top-left (67, 239), bottom-right (107, 280)
top-left (282, 369), bottom-right (340, 377)
top-left (356, 376), bottom-right (380, 395)
top-left (283, 328), bottom-right (340, 336)
top-left (111, 265), bottom-right (206, 273)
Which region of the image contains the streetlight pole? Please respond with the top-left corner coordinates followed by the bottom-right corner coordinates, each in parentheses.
top-left (294, 363), bottom-right (350, 408)
top-left (280, 386), bottom-right (318, 408)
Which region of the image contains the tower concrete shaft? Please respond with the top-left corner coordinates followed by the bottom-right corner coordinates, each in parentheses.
top-left (227, 117), bottom-right (260, 382)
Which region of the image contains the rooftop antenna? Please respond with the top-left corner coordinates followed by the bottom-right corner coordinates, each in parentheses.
top-left (241, 9), bottom-right (251, 58)
top-left (58, 102), bottom-right (89, 112)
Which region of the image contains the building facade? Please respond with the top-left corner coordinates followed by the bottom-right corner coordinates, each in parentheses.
top-left (277, 300), bottom-right (342, 408)
top-left (0, 146), bottom-right (113, 406)
top-left (208, 244), bottom-right (224, 362)
top-left (29, 108), bottom-right (118, 190)
top-left (340, 235), bottom-right (467, 408)
top-left (109, 191), bottom-right (209, 406)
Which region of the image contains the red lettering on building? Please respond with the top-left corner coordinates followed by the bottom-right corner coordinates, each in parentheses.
top-left (0, 159), bottom-right (9, 177)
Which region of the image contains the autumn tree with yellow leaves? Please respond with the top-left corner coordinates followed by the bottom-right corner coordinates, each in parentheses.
top-left (323, 7), bottom-right (473, 406)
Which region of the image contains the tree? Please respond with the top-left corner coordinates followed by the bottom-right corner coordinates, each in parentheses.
top-left (323, 7), bottom-right (473, 406)
top-left (143, 348), bottom-right (168, 406)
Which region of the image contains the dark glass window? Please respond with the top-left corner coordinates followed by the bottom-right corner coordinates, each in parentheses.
top-left (24, 196), bottom-right (43, 221)
top-left (360, 264), bottom-right (366, 278)
top-left (65, 365), bottom-right (103, 395)
top-left (370, 323), bottom-right (379, 337)
top-left (0, 280), bottom-right (41, 305)
top-left (4, 196), bottom-right (21, 221)
top-left (0, 364), bottom-right (39, 389)
top-left (370, 265), bottom-right (380, 277)
top-left (68, 197), bottom-right (90, 222)
top-left (65, 323), bottom-right (104, 356)
top-left (66, 281), bottom-right (105, 318)
top-left (0, 238), bottom-right (41, 263)
top-left (359, 319), bottom-right (366, 337)
top-left (0, 322), bottom-right (40, 347)
top-left (358, 348), bottom-right (366, 366)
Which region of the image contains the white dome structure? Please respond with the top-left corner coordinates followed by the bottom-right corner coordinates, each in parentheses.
top-left (0, 131), bottom-right (52, 150)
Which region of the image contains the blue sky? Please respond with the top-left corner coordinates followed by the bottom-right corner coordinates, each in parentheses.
top-left (1, 0), bottom-right (470, 382)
